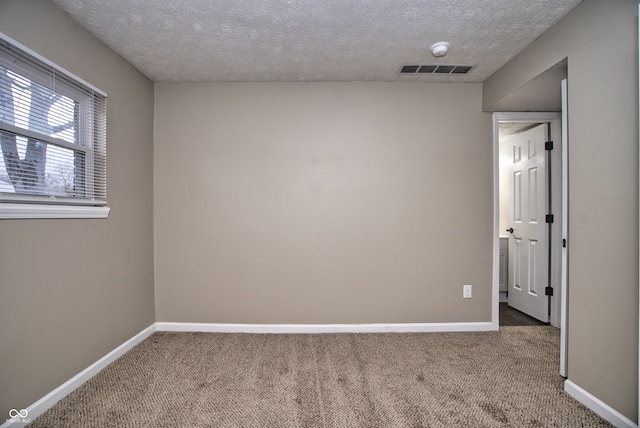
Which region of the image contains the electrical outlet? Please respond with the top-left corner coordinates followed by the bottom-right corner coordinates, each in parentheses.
top-left (463, 284), bottom-right (472, 299)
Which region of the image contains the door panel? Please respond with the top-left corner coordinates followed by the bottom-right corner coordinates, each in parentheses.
top-left (528, 239), bottom-right (538, 295)
top-left (514, 171), bottom-right (522, 221)
top-left (507, 123), bottom-right (548, 322)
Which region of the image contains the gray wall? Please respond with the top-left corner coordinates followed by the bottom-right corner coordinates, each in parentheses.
top-left (0, 0), bottom-right (155, 418)
top-left (154, 82), bottom-right (493, 324)
top-left (485, 0), bottom-right (639, 421)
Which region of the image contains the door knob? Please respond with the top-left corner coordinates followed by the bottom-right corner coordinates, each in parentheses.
top-left (506, 228), bottom-right (514, 233)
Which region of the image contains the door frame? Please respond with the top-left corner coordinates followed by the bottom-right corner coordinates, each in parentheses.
top-left (492, 111), bottom-right (566, 375)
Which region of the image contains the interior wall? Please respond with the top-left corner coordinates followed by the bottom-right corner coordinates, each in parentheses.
top-left (498, 134), bottom-right (511, 235)
top-left (0, 0), bottom-right (155, 417)
top-left (154, 82), bottom-right (492, 324)
top-left (484, 0), bottom-right (639, 421)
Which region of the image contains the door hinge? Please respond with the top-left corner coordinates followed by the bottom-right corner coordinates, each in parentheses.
top-left (545, 286), bottom-right (554, 296)
top-left (545, 214), bottom-right (554, 223)
top-left (545, 141), bottom-right (554, 150)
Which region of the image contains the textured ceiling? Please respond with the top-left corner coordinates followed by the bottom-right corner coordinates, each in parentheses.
top-left (51, 0), bottom-right (582, 83)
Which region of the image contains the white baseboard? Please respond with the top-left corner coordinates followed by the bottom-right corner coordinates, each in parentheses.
top-left (1, 324), bottom-right (156, 428)
top-left (155, 321), bottom-right (496, 334)
top-left (564, 379), bottom-right (638, 428)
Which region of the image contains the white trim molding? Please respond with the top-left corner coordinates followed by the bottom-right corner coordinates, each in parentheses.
top-left (155, 321), bottom-right (496, 334)
top-left (0, 204), bottom-right (110, 219)
top-left (564, 380), bottom-right (638, 428)
top-left (0, 324), bottom-right (155, 428)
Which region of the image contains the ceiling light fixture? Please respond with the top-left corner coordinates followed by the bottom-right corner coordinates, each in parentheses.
top-left (430, 41), bottom-right (450, 57)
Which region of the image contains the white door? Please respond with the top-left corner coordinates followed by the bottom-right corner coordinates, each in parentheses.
top-left (507, 123), bottom-right (548, 322)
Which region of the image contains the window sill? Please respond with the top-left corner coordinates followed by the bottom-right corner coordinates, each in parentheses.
top-left (0, 203), bottom-right (110, 219)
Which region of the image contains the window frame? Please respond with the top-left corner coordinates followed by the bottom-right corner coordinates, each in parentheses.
top-left (0, 32), bottom-right (109, 219)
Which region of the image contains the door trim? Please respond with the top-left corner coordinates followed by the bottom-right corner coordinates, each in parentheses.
top-left (560, 79), bottom-right (569, 377)
top-left (492, 112), bottom-right (565, 373)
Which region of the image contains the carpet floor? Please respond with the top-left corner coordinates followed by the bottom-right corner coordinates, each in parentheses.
top-left (30, 327), bottom-right (611, 427)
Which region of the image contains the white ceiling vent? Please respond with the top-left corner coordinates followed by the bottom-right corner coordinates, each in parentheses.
top-left (400, 65), bottom-right (473, 75)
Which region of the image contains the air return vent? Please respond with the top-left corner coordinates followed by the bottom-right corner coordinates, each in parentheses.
top-left (400, 64), bottom-right (473, 75)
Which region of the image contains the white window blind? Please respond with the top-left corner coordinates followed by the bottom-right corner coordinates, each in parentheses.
top-left (0, 34), bottom-right (107, 207)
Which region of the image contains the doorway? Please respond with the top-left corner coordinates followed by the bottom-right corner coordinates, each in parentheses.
top-left (500, 120), bottom-right (559, 324)
top-left (492, 110), bottom-right (568, 376)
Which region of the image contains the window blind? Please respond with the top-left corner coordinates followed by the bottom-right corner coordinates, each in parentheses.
top-left (0, 35), bottom-right (107, 206)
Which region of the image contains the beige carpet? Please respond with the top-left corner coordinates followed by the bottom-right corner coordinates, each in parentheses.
top-left (30, 327), bottom-right (611, 427)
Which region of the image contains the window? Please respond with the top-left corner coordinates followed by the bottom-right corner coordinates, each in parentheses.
top-left (0, 33), bottom-right (108, 219)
